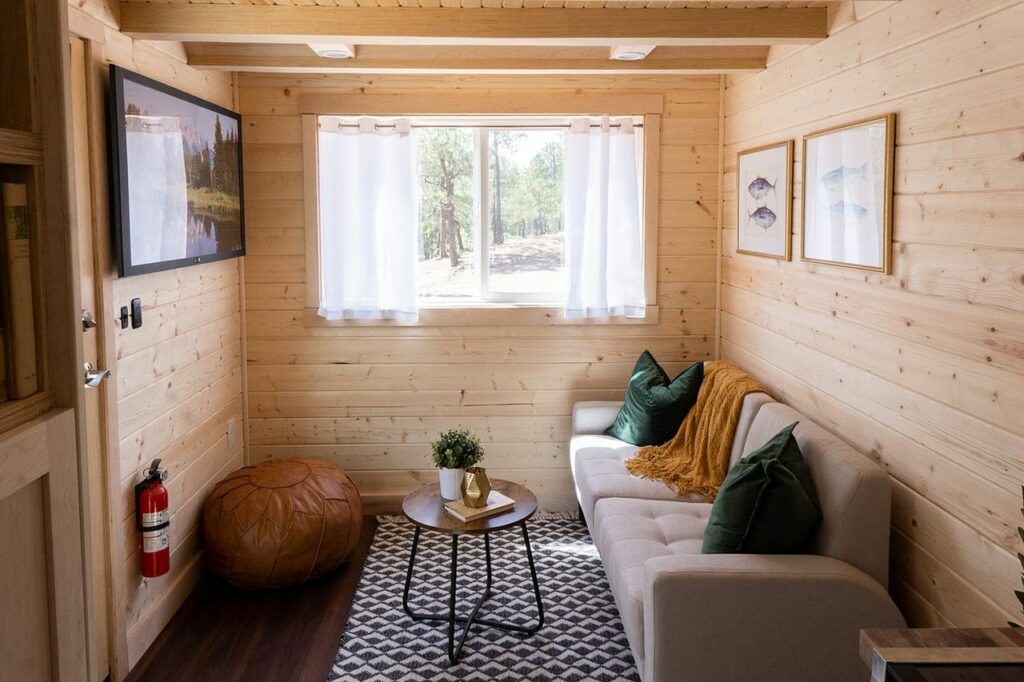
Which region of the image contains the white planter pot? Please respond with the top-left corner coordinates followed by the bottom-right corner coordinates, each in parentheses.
top-left (438, 467), bottom-right (465, 501)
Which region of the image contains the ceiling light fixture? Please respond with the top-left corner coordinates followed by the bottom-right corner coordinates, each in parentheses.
top-left (610, 46), bottom-right (655, 62)
top-left (309, 43), bottom-right (356, 59)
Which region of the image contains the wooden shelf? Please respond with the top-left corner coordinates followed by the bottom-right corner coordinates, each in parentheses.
top-left (0, 128), bottom-right (43, 165)
top-left (0, 392), bottom-right (52, 437)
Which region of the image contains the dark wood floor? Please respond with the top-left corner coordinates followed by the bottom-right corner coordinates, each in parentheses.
top-left (127, 516), bottom-right (377, 682)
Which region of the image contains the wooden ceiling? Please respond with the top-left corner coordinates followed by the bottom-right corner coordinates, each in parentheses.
top-left (115, 0), bottom-right (859, 75)
top-left (120, 1), bottom-right (835, 7)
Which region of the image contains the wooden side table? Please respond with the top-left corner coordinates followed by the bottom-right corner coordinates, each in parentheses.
top-left (861, 628), bottom-right (1024, 681)
top-left (401, 479), bottom-right (545, 665)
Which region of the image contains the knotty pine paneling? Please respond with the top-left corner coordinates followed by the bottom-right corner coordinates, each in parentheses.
top-left (71, 1), bottom-right (246, 666)
top-left (720, 0), bottom-right (1024, 627)
top-left (238, 73), bottom-right (721, 512)
top-left (113, 260), bottom-right (245, 669)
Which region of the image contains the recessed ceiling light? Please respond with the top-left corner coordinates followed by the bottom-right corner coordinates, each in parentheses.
top-left (309, 43), bottom-right (355, 59)
top-left (610, 46), bottom-right (655, 62)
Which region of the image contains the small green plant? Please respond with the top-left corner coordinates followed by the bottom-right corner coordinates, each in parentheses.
top-left (430, 428), bottom-right (485, 470)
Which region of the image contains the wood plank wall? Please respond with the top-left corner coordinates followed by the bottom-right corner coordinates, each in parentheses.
top-left (68, 1), bottom-right (247, 669)
top-left (238, 73), bottom-right (720, 511)
top-left (721, 0), bottom-right (1024, 627)
top-left (113, 261), bottom-right (244, 666)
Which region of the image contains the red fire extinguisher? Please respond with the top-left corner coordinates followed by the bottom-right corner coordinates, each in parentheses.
top-left (135, 459), bottom-right (170, 578)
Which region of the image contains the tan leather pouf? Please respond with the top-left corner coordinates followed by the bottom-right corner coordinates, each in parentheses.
top-left (203, 458), bottom-right (362, 589)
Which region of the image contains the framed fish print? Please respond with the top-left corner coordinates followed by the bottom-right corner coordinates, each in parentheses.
top-left (736, 140), bottom-right (793, 260)
top-left (801, 114), bottom-right (895, 273)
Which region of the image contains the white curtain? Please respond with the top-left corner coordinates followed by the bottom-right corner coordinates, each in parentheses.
top-left (318, 118), bottom-right (419, 321)
top-left (125, 115), bottom-right (188, 266)
top-left (563, 117), bottom-right (646, 320)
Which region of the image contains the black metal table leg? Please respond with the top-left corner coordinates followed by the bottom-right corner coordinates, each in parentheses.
top-left (401, 526), bottom-right (422, 619)
top-left (484, 532), bottom-right (492, 593)
top-left (520, 522), bottom-right (545, 633)
top-left (447, 534), bottom-right (458, 664)
top-left (464, 523), bottom-right (543, 635)
top-left (403, 522), bottom-right (545, 665)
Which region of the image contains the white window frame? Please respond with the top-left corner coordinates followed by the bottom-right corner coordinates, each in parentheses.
top-left (302, 103), bottom-right (661, 326)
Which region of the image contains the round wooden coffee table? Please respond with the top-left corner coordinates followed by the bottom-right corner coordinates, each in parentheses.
top-left (401, 479), bottom-right (545, 665)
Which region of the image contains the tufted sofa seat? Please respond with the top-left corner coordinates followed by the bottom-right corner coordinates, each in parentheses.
top-left (593, 498), bottom-right (711, 667)
top-left (570, 370), bottom-right (905, 682)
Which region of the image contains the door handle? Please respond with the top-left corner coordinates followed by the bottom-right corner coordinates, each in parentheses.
top-left (83, 361), bottom-right (111, 388)
top-left (82, 309), bottom-right (98, 332)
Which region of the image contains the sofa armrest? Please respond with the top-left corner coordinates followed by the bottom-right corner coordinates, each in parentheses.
top-left (572, 401), bottom-right (624, 436)
top-left (642, 554), bottom-right (905, 682)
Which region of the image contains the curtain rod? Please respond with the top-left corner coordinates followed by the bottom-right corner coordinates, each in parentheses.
top-left (322, 123), bottom-right (643, 130)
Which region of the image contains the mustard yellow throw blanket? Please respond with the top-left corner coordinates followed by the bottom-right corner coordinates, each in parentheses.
top-left (625, 361), bottom-right (766, 500)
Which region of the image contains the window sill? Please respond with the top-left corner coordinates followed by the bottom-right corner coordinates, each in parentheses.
top-left (301, 304), bottom-right (659, 328)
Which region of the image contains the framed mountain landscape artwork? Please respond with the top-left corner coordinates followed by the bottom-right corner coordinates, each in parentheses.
top-left (736, 140), bottom-right (793, 260)
top-left (801, 114), bottom-right (895, 273)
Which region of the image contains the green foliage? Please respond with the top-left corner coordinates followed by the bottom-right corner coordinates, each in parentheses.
top-left (489, 132), bottom-right (564, 243)
top-left (417, 128), bottom-right (473, 261)
top-left (430, 428), bottom-right (485, 470)
top-left (490, 131), bottom-right (524, 245)
top-left (176, 115), bottom-right (240, 209)
top-left (415, 128), bottom-right (566, 264)
top-left (523, 141), bottom-right (565, 237)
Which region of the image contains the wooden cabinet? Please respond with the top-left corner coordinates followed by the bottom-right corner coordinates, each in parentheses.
top-left (0, 0), bottom-right (56, 431)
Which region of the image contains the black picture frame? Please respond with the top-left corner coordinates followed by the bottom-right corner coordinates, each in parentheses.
top-left (107, 64), bottom-right (246, 277)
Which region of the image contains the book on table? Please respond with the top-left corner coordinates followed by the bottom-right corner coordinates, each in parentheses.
top-left (444, 491), bottom-right (515, 522)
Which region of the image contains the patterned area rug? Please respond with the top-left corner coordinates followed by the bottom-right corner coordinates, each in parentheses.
top-left (329, 513), bottom-right (640, 681)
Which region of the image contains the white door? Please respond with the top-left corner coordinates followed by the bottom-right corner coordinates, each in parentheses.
top-left (70, 35), bottom-right (119, 682)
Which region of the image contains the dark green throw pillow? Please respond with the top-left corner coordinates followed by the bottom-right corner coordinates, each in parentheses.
top-left (702, 422), bottom-right (822, 554)
top-left (604, 352), bottom-right (703, 446)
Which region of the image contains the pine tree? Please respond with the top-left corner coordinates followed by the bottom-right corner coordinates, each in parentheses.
top-left (212, 115), bottom-right (225, 193)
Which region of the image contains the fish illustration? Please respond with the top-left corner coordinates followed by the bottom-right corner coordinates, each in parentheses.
top-left (830, 201), bottom-right (868, 218)
top-left (747, 176), bottom-right (777, 201)
top-left (748, 206), bottom-right (777, 230)
top-left (820, 163), bottom-right (868, 192)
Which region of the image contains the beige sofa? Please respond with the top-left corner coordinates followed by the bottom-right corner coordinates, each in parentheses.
top-left (571, 391), bottom-right (906, 682)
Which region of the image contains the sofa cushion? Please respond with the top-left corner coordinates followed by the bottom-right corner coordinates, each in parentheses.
top-left (702, 422), bottom-right (822, 554)
top-left (743, 403), bottom-right (893, 587)
top-left (571, 435), bottom-right (703, 527)
top-left (592, 498), bottom-right (712, 669)
top-left (727, 391), bottom-right (776, 469)
top-left (570, 392), bottom-right (776, 528)
top-left (605, 354), bottom-right (703, 446)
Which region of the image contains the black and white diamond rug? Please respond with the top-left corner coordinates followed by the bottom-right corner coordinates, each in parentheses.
top-left (329, 513), bottom-right (640, 681)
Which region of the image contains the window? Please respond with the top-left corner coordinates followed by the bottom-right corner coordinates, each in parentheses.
top-left (309, 114), bottom-right (653, 321)
top-left (415, 121), bottom-right (577, 305)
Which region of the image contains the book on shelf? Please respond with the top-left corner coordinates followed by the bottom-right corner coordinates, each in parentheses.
top-left (0, 332), bottom-right (6, 399)
top-left (443, 491), bottom-right (515, 523)
top-left (2, 182), bottom-right (37, 399)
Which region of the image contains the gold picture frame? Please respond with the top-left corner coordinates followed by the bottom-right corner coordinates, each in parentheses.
top-left (736, 140), bottom-right (793, 261)
top-left (800, 113), bottom-right (895, 274)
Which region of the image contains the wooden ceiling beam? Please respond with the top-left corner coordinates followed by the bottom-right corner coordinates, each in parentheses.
top-left (185, 57), bottom-right (765, 76)
top-left (119, 4), bottom-right (829, 46)
top-left (185, 44), bottom-right (768, 74)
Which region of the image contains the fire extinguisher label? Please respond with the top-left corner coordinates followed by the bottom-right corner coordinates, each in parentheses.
top-left (142, 529), bottom-right (170, 553)
top-left (141, 510), bottom-right (170, 528)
